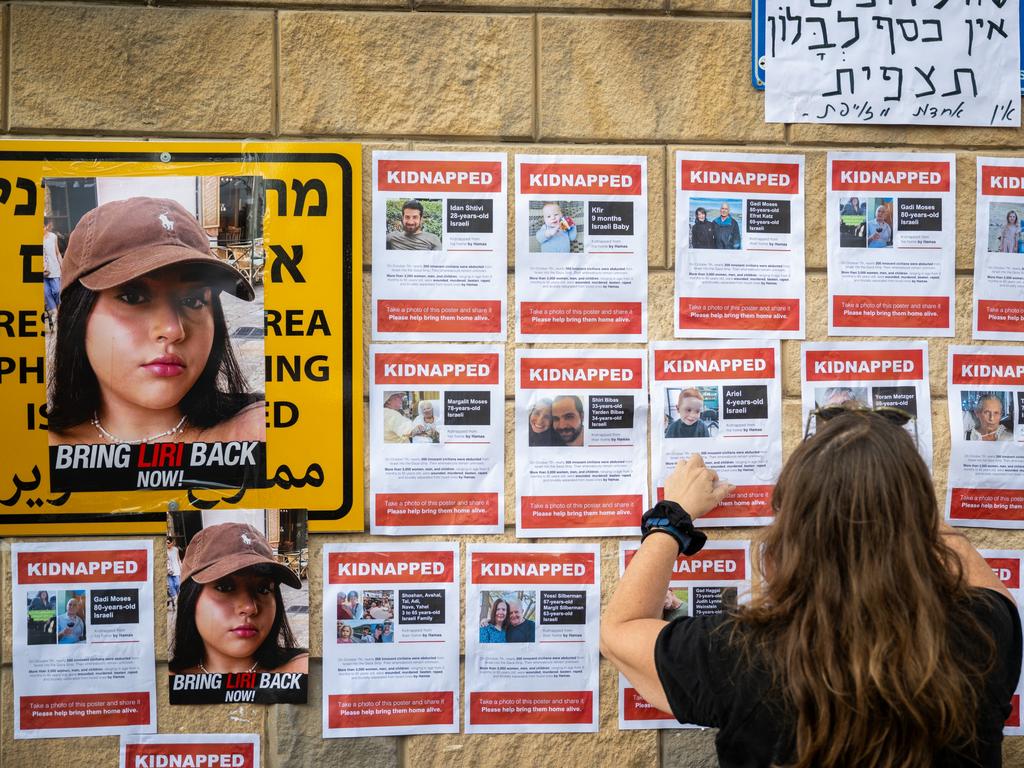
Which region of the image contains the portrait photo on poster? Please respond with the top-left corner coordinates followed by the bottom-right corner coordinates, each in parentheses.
top-left (166, 508), bottom-right (308, 704)
top-left (43, 175), bottom-right (268, 495)
top-left (528, 199), bottom-right (585, 253)
top-left (384, 197), bottom-right (443, 251)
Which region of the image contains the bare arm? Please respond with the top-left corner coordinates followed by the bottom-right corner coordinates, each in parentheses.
top-left (600, 455), bottom-right (735, 714)
top-left (939, 521), bottom-right (1015, 604)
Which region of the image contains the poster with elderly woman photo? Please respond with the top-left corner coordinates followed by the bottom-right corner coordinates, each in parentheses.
top-left (946, 346), bottom-right (1024, 528)
top-left (166, 508), bottom-right (308, 704)
top-left (370, 344), bottom-right (504, 535)
top-left (974, 157), bottom-right (1024, 339)
top-left (44, 177), bottom-right (266, 496)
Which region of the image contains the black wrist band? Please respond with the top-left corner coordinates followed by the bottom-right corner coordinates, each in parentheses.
top-left (640, 500), bottom-right (707, 556)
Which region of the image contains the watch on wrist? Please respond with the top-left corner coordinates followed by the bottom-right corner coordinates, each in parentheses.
top-left (640, 500), bottom-right (707, 556)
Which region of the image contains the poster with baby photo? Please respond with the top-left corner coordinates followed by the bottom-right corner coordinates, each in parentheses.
top-left (515, 153), bottom-right (648, 342)
top-left (973, 157), bottom-right (1024, 340)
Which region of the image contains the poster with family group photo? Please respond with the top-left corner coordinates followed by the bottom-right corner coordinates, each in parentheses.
top-left (370, 345), bottom-right (504, 534)
top-left (801, 341), bottom-right (933, 468)
top-left (322, 543), bottom-right (460, 738)
top-left (674, 151), bottom-right (805, 338)
top-left (515, 349), bottom-right (648, 537)
top-left (650, 341), bottom-right (782, 527)
top-left (120, 734), bottom-right (259, 768)
top-left (166, 508), bottom-right (309, 704)
top-left (12, 540), bottom-right (156, 738)
top-left (827, 152), bottom-right (956, 336)
top-left (980, 549), bottom-right (1024, 735)
top-left (465, 543), bottom-right (600, 734)
top-left (617, 540), bottom-right (751, 730)
top-left (372, 150), bottom-right (507, 340)
top-left (514, 154), bottom-right (648, 341)
top-left (973, 157), bottom-right (1024, 340)
top-left (946, 346), bottom-right (1024, 527)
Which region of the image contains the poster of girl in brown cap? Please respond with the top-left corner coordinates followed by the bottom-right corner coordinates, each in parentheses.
top-left (166, 508), bottom-right (308, 704)
top-left (43, 178), bottom-right (267, 496)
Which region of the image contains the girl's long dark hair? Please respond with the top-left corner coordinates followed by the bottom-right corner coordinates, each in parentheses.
top-left (729, 412), bottom-right (994, 768)
top-left (168, 570), bottom-right (304, 673)
top-left (47, 281), bottom-right (261, 431)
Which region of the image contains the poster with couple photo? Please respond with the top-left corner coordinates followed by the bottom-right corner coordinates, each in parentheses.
top-left (515, 348), bottom-right (648, 537)
top-left (12, 540), bottom-right (156, 738)
top-left (674, 151), bottom-right (805, 339)
top-left (323, 543), bottom-right (460, 738)
top-left (974, 158), bottom-right (1024, 340)
top-left (370, 344), bottom-right (504, 535)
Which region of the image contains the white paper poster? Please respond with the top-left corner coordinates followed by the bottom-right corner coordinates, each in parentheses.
top-left (370, 344), bottom-right (504, 534)
top-left (674, 151), bottom-right (805, 339)
top-left (322, 543), bottom-right (460, 737)
top-left (827, 152), bottom-right (955, 337)
top-left (945, 346), bottom-right (1024, 528)
top-left (515, 348), bottom-right (648, 537)
top-left (617, 540), bottom-right (751, 730)
top-left (980, 549), bottom-right (1024, 735)
top-left (515, 154), bottom-right (648, 342)
top-left (465, 543), bottom-right (600, 734)
top-left (801, 341), bottom-right (932, 468)
top-left (650, 341), bottom-right (782, 528)
top-left (13, 540), bottom-right (156, 739)
top-left (372, 150), bottom-right (507, 340)
top-left (764, 2), bottom-right (1020, 127)
top-left (120, 734), bottom-right (259, 768)
top-left (973, 158), bottom-right (1024, 340)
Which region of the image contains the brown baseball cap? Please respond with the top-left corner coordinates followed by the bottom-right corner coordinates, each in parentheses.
top-left (62, 197), bottom-right (254, 300)
top-left (180, 522), bottom-right (301, 589)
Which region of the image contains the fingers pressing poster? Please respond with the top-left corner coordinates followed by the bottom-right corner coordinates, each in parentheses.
top-left (372, 151), bottom-right (507, 340)
top-left (617, 540), bottom-right (751, 730)
top-left (322, 544), bottom-right (460, 737)
top-left (514, 154), bottom-right (648, 342)
top-left (650, 342), bottom-right (782, 527)
top-left (370, 344), bottom-right (504, 535)
top-left (465, 544), bottom-right (600, 734)
top-left (12, 540), bottom-right (156, 738)
top-left (515, 349), bottom-right (648, 537)
top-left (826, 152), bottom-right (955, 336)
top-left (946, 346), bottom-right (1024, 528)
top-left (120, 734), bottom-right (259, 768)
top-left (166, 509), bottom-right (309, 704)
top-left (674, 151), bottom-right (805, 338)
top-left (800, 342), bottom-right (932, 468)
top-left (973, 158), bottom-right (1024, 340)
top-left (979, 550), bottom-right (1024, 735)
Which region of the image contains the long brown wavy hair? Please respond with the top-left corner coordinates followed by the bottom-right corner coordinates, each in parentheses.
top-left (731, 412), bottom-right (993, 767)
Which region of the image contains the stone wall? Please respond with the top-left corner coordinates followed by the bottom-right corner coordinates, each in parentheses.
top-left (1, 1), bottom-right (1023, 766)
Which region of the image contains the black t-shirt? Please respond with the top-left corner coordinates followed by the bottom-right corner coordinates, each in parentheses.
top-left (654, 589), bottom-right (1022, 767)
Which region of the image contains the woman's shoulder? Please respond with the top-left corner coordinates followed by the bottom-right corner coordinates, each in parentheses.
top-left (48, 421), bottom-right (98, 445)
top-left (196, 400), bottom-right (264, 443)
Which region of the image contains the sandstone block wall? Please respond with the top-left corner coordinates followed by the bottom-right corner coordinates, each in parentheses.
top-left (2, 1), bottom-right (1023, 766)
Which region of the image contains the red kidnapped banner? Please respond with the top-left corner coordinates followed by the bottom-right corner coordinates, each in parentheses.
top-left (654, 347), bottom-right (775, 381)
top-left (952, 353), bottom-right (1024, 386)
top-left (980, 165), bottom-right (1024, 197)
top-left (804, 348), bottom-right (924, 382)
top-left (18, 549), bottom-right (147, 584)
top-left (519, 163), bottom-right (642, 195)
top-left (520, 494), bottom-right (643, 530)
top-left (328, 691), bottom-right (454, 729)
top-left (470, 691), bottom-right (593, 725)
top-left (328, 550), bottom-right (455, 584)
top-left (950, 488), bottom-right (1024, 522)
top-left (375, 493), bottom-right (498, 528)
top-left (985, 557), bottom-right (1021, 589)
top-left (471, 551), bottom-right (596, 585)
top-left (125, 742), bottom-right (256, 768)
top-left (375, 352), bottom-right (499, 384)
top-left (679, 159), bottom-right (800, 194)
top-left (624, 547), bottom-right (748, 581)
top-left (831, 160), bottom-right (951, 192)
top-left (519, 356), bottom-right (643, 389)
top-left (377, 159), bottom-right (502, 192)
top-left (20, 691), bottom-right (149, 729)
top-left (678, 298), bottom-right (800, 333)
